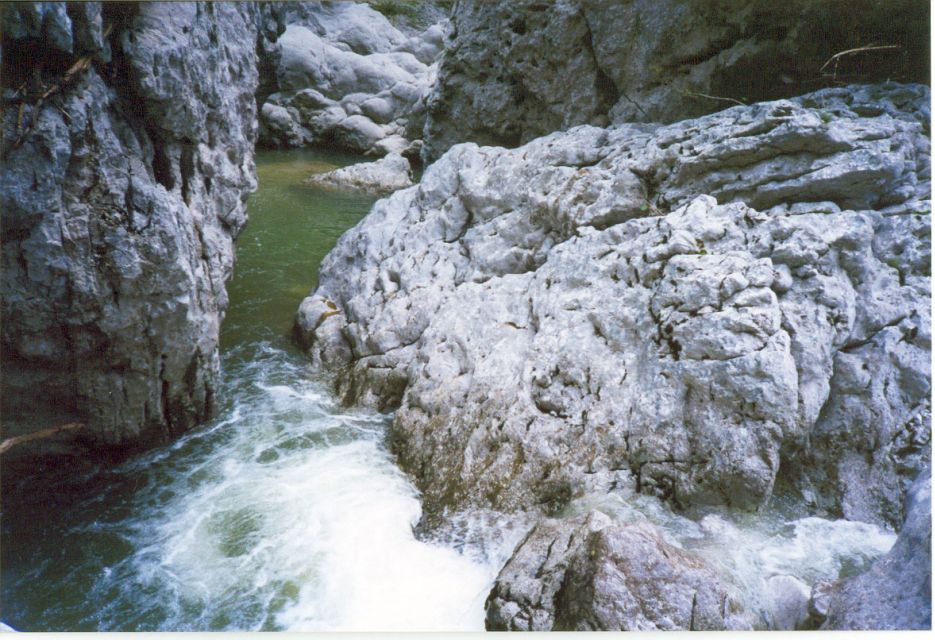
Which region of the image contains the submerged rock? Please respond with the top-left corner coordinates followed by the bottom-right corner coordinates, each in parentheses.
top-left (422, 0), bottom-right (930, 161)
top-left (304, 153), bottom-right (414, 195)
top-left (296, 84), bottom-right (931, 527)
top-left (1, 3), bottom-right (258, 457)
top-left (257, 2), bottom-right (444, 156)
top-left (821, 467), bottom-right (932, 630)
top-left (485, 511), bottom-right (750, 631)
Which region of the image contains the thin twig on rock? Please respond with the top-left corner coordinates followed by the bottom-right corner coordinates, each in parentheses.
top-left (820, 44), bottom-right (901, 79)
top-left (682, 90), bottom-right (746, 107)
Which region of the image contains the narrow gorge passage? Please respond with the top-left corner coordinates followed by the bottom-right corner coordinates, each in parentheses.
top-left (0, 150), bottom-right (513, 632)
top-left (1, 150), bottom-right (903, 632)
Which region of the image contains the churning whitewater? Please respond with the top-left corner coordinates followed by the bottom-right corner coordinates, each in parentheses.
top-left (88, 343), bottom-right (504, 631)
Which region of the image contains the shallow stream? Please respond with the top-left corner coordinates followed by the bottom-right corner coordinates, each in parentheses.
top-left (0, 149), bottom-right (897, 631)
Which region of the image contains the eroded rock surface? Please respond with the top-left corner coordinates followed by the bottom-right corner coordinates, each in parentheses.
top-left (257, 1), bottom-right (445, 157)
top-left (820, 467), bottom-right (932, 630)
top-left (304, 152), bottom-right (413, 194)
top-left (422, 0), bottom-right (930, 162)
top-left (485, 511), bottom-right (750, 630)
top-left (1, 2), bottom-right (258, 457)
top-left (296, 84), bottom-right (931, 527)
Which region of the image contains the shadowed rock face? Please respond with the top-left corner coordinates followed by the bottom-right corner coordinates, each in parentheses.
top-left (485, 511), bottom-right (751, 631)
top-left (296, 83), bottom-right (930, 527)
top-left (1, 2), bottom-right (258, 460)
top-left (819, 466), bottom-right (932, 630)
top-left (422, 0), bottom-right (930, 162)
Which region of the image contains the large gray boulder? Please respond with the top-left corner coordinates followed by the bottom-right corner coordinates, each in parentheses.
top-left (485, 511), bottom-right (750, 631)
top-left (820, 467), bottom-right (932, 629)
top-left (295, 84), bottom-right (931, 526)
top-left (257, 2), bottom-right (445, 156)
top-left (422, 0), bottom-right (930, 162)
top-left (1, 3), bottom-right (258, 459)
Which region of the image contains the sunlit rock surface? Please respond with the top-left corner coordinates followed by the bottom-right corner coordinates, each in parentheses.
top-left (304, 152), bottom-right (413, 194)
top-left (1, 2), bottom-right (258, 454)
top-left (422, 0), bottom-right (930, 162)
top-left (296, 84), bottom-right (931, 530)
top-left (257, 1), bottom-right (445, 157)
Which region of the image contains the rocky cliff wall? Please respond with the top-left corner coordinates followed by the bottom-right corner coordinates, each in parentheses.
top-left (296, 83), bottom-right (931, 530)
top-left (422, 0), bottom-right (930, 162)
top-left (1, 2), bottom-right (259, 461)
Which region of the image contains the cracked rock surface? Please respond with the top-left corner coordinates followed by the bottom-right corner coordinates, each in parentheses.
top-left (296, 84), bottom-right (931, 529)
top-left (422, 0), bottom-right (930, 162)
top-left (485, 511), bottom-right (751, 631)
top-left (1, 2), bottom-right (258, 456)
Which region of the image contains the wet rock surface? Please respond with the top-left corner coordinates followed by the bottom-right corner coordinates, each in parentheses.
top-left (257, 1), bottom-right (445, 157)
top-left (296, 84), bottom-right (931, 528)
top-left (821, 466), bottom-right (932, 630)
top-left (422, 0), bottom-right (930, 162)
top-left (304, 152), bottom-right (413, 194)
top-left (1, 3), bottom-right (258, 456)
top-left (485, 511), bottom-right (751, 631)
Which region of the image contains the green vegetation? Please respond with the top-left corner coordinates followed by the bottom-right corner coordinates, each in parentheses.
top-left (366, 0), bottom-right (420, 19)
top-left (364, 0), bottom-right (454, 29)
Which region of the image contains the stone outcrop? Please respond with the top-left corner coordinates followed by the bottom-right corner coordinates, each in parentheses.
top-left (304, 152), bottom-right (413, 194)
top-left (819, 467), bottom-right (932, 629)
top-left (257, 1), bottom-right (445, 157)
top-left (1, 2), bottom-right (258, 459)
top-left (485, 511), bottom-right (751, 631)
top-left (422, 0), bottom-right (930, 162)
top-left (295, 83), bottom-right (931, 527)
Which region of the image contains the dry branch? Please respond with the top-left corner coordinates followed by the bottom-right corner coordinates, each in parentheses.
top-left (682, 90), bottom-right (746, 107)
top-left (0, 422), bottom-right (86, 456)
top-left (820, 44), bottom-right (901, 78)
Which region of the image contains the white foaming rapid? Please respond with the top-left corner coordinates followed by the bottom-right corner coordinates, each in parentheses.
top-left (79, 344), bottom-right (517, 631)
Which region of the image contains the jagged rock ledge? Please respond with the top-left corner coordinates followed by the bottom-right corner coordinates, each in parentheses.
top-left (296, 80), bottom-right (931, 631)
top-left (296, 82), bottom-right (931, 530)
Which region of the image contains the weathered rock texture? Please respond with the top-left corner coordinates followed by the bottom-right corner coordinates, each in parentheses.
top-left (1, 2), bottom-right (258, 457)
top-left (304, 152), bottom-right (413, 194)
top-left (422, 0), bottom-right (930, 162)
top-left (296, 84), bottom-right (931, 528)
top-left (820, 466), bottom-right (932, 629)
top-left (257, 1), bottom-right (445, 157)
top-left (485, 511), bottom-right (750, 630)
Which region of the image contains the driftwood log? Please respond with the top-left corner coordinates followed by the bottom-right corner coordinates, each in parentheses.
top-left (0, 422), bottom-right (86, 456)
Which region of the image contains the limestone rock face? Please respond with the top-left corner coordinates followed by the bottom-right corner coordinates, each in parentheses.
top-left (485, 511), bottom-right (750, 631)
top-left (296, 84), bottom-right (931, 526)
top-left (821, 467), bottom-right (932, 630)
top-left (1, 3), bottom-right (258, 456)
top-left (304, 152), bottom-right (414, 194)
top-left (422, 0), bottom-right (930, 162)
top-left (257, 2), bottom-right (445, 157)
